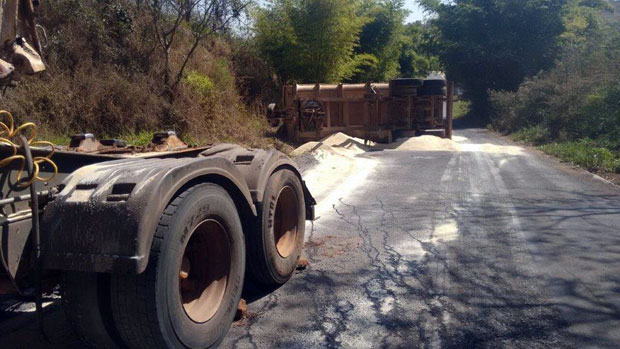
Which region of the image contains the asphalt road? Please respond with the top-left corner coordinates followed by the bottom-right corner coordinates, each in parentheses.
top-left (2, 128), bottom-right (619, 348)
top-left (224, 128), bottom-right (620, 348)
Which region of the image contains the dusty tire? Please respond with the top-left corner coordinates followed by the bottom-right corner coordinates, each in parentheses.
top-left (417, 87), bottom-right (447, 96)
top-left (248, 169), bottom-right (305, 285)
top-left (62, 272), bottom-right (123, 348)
top-left (110, 183), bottom-right (245, 349)
top-left (391, 78), bottom-right (424, 87)
top-left (391, 86), bottom-right (418, 97)
top-left (391, 78), bottom-right (423, 97)
top-left (423, 79), bottom-right (447, 88)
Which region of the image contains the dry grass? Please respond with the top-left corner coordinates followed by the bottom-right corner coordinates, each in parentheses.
top-left (0, 0), bottom-right (275, 149)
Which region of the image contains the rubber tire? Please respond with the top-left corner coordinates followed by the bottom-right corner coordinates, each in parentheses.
top-left (110, 183), bottom-right (245, 349)
top-left (391, 78), bottom-right (424, 87)
top-left (62, 272), bottom-right (124, 348)
top-left (423, 79), bottom-right (447, 88)
top-left (248, 169), bottom-right (305, 285)
top-left (391, 86), bottom-right (418, 97)
top-left (417, 87), bottom-right (447, 96)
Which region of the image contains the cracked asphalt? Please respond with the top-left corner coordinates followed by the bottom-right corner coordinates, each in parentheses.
top-left (224, 128), bottom-right (620, 348)
top-left (1, 128), bottom-right (619, 348)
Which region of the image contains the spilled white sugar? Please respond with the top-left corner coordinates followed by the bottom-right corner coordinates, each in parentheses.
top-left (294, 131), bottom-right (526, 219)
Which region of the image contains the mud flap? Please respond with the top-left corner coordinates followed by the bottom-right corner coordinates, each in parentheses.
top-left (302, 180), bottom-right (316, 221)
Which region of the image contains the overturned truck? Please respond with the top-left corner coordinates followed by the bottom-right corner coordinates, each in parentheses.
top-left (268, 78), bottom-right (455, 143)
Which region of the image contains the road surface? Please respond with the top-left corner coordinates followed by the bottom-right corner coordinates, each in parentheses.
top-left (224, 128), bottom-right (620, 348)
top-left (2, 128), bottom-right (619, 348)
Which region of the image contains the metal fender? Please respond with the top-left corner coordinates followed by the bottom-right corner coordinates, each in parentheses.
top-left (201, 144), bottom-right (316, 219)
top-left (41, 156), bottom-right (256, 274)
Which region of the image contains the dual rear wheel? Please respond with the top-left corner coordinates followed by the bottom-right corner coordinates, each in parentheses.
top-left (63, 170), bottom-right (306, 348)
top-left (247, 169), bottom-right (306, 286)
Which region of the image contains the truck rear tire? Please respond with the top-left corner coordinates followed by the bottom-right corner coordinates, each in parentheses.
top-left (391, 78), bottom-right (424, 87)
top-left (248, 169), bottom-right (305, 285)
top-left (418, 86), bottom-right (447, 96)
top-left (391, 86), bottom-right (418, 97)
top-left (110, 183), bottom-right (245, 349)
top-left (62, 272), bottom-right (123, 348)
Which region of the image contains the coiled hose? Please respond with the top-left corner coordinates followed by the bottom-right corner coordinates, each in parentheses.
top-left (0, 110), bottom-right (58, 186)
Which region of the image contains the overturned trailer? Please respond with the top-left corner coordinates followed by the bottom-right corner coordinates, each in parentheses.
top-left (268, 78), bottom-right (455, 143)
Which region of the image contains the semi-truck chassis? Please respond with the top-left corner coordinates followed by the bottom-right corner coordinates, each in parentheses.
top-left (0, 129), bottom-right (315, 348)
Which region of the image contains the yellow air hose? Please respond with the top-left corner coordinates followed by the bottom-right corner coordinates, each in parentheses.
top-left (0, 110), bottom-right (58, 187)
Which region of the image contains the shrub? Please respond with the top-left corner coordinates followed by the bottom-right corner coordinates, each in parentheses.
top-left (452, 100), bottom-right (471, 120)
top-left (185, 71), bottom-right (215, 99)
top-left (211, 58), bottom-right (235, 91)
top-left (1, 0), bottom-right (272, 149)
top-left (490, 24), bottom-right (620, 154)
top-left (510, 126), bottom-right (550, 145)
top-left (540, 140), bottom-right (619, 172)
top-left (490, 2), bottom-right (620, 157)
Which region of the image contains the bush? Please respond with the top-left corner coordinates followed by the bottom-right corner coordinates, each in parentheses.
top-left (186, 71), bottom-right (215, 99)
top-left (510, 125), bottom-right (550, 145)
top-left (490, 13), bottom-right (620, 159)
top-left (211, 58), bottom-right (235, 91)
top-left (491, 74), bottom-right (620, 150)
top-left (540, 140), bottom-right (620, 173)
top-left (0, 0), bottom-right (272, 149)
top-left (452, 100), bottom-right (471, 120)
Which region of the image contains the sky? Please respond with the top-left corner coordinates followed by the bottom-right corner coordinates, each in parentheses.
top-left (404, 0), bottom-right (427, 23)
top-left (255, 1), bottom-right (429, 23)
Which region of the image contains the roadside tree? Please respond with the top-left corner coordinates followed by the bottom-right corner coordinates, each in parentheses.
top-left (254, 0), bottom-right (367, 84)
top-left (419, 0), bottom-right (567, 120)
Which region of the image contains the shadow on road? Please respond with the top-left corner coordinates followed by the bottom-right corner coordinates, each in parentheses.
top-left (229, 146), bottom-right (620, 348)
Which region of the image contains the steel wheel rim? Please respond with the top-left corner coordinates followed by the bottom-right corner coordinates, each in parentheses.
top-left (273, 185), bottom-right (299, 258)
top-left (179, 219), bottom-right (230, 323)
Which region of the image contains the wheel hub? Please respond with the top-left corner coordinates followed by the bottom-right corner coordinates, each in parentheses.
top-left (273, 186), bottom-right (299, 258)
top-left (179, 219), bottom-right (230, 323)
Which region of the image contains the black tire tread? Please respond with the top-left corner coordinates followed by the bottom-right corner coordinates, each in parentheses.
top-left (423, 79), bottom-right (447, 88)
top-left (247, 169), bottom-right (305, 285)
top-left (62, 272), bottom-right (123, 348)
top-left (391, 78), bottom-right (424, 87)
top-left (110, 185), bottom-right (199, 349)
top-left (417, 87), bottom-right (447, 96)
top-left (247, 199), bottom-right (272, 283)
top-left (391, 86), bottom-right (418, 97)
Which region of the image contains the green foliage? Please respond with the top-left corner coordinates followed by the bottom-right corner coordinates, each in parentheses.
top-left (452, 100), bottom-right (471, 120)
top-left (254, 0), bottom-right (441, 85)
top-left (254, 0), bottom-right (367, 83)
top-left (211, 58), bottom-right (235, 91)
top-left (39, 133), bottom-right (72, 147)
top-left (185, 59), bottom-right (236, 101)
top-left (398, 22), bottom-right (442, 78)
top-left (540, 140), bottom-right (620, 173)
top-left (342, 53), bottom-right (380, 80)
top-left (510, 126), bottom-right (550, 145)
top-left (575, 86), bottom-right (620, 148)
top-left (120, 131), bottom-right (156, 147)
top-left (492, 79), bottom-right (620, 149)
top-left (420, 0), bottom-right (567, 119)
top-left (352, 0), bottom-right (407, 81)
top-left (491, 4), bottom-right (620, 152)
top-left (185, 71), bottom-right (215, 98)
top-left (3, 0), bottom-right (273, 149)
top-left (491, 3), bottom-right (620, 174)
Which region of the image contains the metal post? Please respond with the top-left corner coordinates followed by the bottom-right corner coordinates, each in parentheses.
top-left (20, 135), bottom-right (45, 338)
top-left (430, 96), bottom-right (435, 129)
top-left (446, 81), bottom-right (454, 139)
